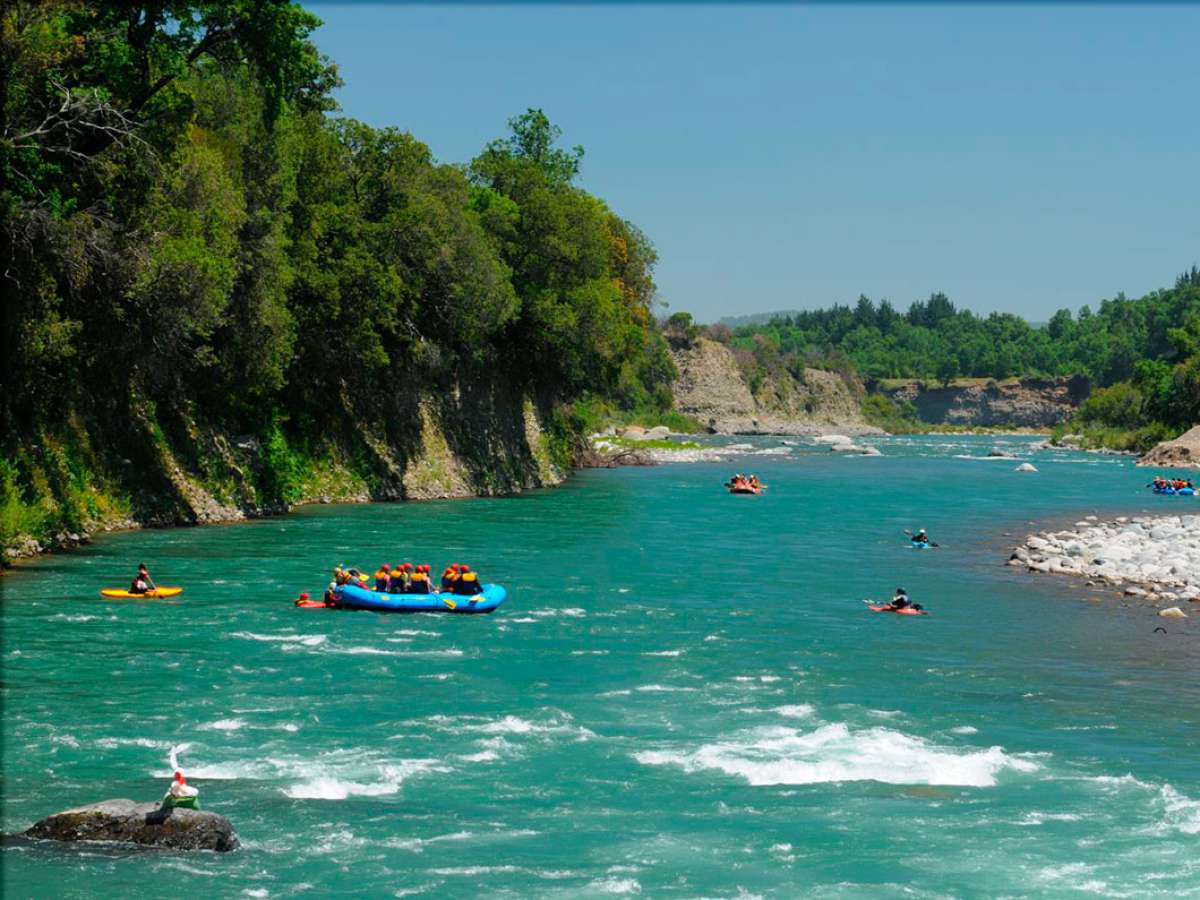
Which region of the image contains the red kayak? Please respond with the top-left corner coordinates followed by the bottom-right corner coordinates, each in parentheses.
top-left (867, 604), bottom-right (928, 616)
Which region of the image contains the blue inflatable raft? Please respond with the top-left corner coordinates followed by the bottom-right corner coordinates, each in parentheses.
top-left (333, 582), bottom-right (507, 614)
top-left (1154, 487), bottom-right (1195, 496)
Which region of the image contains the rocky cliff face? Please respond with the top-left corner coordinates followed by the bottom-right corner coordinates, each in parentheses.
top-left (1138, 424), bottom-right (1200, 469)
top-left (881, 378), bottom-right (1083, 427)
top-left (670, 338), bottom-right (871, 434)
top-left (2, 384), bottom-right (565, 564)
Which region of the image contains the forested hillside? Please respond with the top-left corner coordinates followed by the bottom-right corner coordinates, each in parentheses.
top-left (710, 272), bottom-right (1200, 448)
top-left (0, 2), bottom-right (675, 557)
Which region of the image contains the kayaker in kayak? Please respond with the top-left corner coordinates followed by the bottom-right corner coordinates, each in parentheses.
top-left (374, 564), bottom-right (391, 592)
top-left (887, 588), bottom-right (922, 612)
top-left (454, 564), bottom-right (483, 596)
top-left (911, 529), bottom-right (929, 545)
top-left (129, 563), bottom-right (156, 595)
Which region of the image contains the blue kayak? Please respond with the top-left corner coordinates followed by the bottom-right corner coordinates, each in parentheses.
top-left (910, 541), bottom-right (931, 550)
top-left (333, 582), bottom-right (507, 614)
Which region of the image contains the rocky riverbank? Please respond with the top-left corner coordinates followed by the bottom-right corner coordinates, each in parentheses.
top-left (1009, 513), bottom-right (1200, 609)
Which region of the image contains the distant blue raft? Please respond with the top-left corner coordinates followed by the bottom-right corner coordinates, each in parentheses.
top-left (334, 582), bottom-right (507, 614)
top-left (1153, 487), bottom-right (1195, 496)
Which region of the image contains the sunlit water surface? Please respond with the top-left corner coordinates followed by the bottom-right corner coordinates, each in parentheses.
top-left (3, 435), bottom-right (1199, 898)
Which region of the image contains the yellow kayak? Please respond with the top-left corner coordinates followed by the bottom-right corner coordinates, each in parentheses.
top-left (99, 587), bottom-right (184, 599)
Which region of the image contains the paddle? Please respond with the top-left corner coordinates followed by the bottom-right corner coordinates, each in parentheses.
top-left (442, 597), bottom-right (457, 611)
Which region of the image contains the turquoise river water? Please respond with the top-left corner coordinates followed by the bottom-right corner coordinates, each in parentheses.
top-left (2, 435), bottom-right (1199, 898)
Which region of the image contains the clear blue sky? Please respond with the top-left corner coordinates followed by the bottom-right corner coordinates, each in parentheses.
top-left (308, 2), bottom-right (1200, 323)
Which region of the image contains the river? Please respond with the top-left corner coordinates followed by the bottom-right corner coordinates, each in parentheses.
top-left (2, 435), bottom-right (1198, 897)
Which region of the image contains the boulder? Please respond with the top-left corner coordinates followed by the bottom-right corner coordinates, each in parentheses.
top-left (644, 425), bottom-right (670, 440)
top-left (815, 434), bottom-right (853, 446)
top-left (1158, 606), bottom-right (1188, 619)
top-left (1014, 463), bottom-right (1038, 472)
top-left (21, 799), bottom-right (239, 852)
top-left (1137, 424), bottom-right (1200, 469)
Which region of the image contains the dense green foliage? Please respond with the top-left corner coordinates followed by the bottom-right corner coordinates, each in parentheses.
top-left (0, 2), bottom-right (675, 553)
top-left (721, 272), bottom-right (1200, 447)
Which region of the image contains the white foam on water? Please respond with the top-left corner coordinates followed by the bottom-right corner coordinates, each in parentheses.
top-left (588, 876), bottom-right (642, 894)
top-left (50, 613), bottom-right (99, 623)
top-left (1038, 862), bottom-right (1094, 881)
top-left (429, 865), bottom-right (521, 877)
top-left (773, 705), bottom-right (814, 719)
top-left (243, 890), bottom-right (269, 898)
top-left (1156, 785), bottom-right (1200, 835)
top-left (509, 617), bottom-right (537, 623)
top-left (642, 650), bottom-right (684, 657)
top-left (1017, 811), bottom-right (1083, 826)
top-left (527, 608), bottom-right (586, 617)
top-left (636, 684), bottom-right (699, 693)
top-left (419, 673), bottom-right (452, 680)
top-left (51, 733), bottom-right (80, 748)
top-left (461, 749), bottom-right (500, 762)
top-left (200, 718), bottom-right (247, 732)
top-left (395, 629), bottom-right (440, 637)
top-left (284, 759), bottom-right (444, 800)
top-left (327, 646), bottom-right (464, 658)
top-left (231, 631), bottom-right (327, 647)
top-left (950, 726), bottom-right (978, 735)
top-left (598, 689), bottom-right (632, 697)
top-left (427, 713), bottom-right (595, 741)
top-left (571, 649), bottom-right (609, 656)
top-left (394, 885), bottom-right (439, 898)
top-left (98, 736), bottom-right (172, 750)
top-left (635, 723), bottom-right (1039, 787)
top-left (868, 709), bottom-right (903, 720)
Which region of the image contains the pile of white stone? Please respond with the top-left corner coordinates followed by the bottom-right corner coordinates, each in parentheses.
top-left (814, 434), bottom-right (882, 456)
top-left (1010, 513), bottom-right (1200, 609)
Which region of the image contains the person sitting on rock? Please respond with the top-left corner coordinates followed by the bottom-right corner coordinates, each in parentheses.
top-left (374, 564), bottom-right (391, 592)
top-left (129, 563), bottom-right (155, 595)
top-left (407, 564), bottom-right (433, 594)
top-left (162, 771), bottom-right (200, 810)
top-left (454, 565), bottom-right (483, 596)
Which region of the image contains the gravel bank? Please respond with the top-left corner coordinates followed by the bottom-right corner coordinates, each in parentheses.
top-left (1009, 512), bottom-right (1200, 606)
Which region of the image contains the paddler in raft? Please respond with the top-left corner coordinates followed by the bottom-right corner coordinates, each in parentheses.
top-left (388, 565), bottom-right (408, 594)
top-left (406, 564), bottom-right (433, 594)
top-left (453, 564), bottom-right (483, 596)
top-left (373, 564), bottom-right (391, 592)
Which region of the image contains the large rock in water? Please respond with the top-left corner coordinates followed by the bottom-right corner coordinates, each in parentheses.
top-left (22, 799), bottom-right (239, 852)
top-left (1138, 424), bottom-right (1200, 469)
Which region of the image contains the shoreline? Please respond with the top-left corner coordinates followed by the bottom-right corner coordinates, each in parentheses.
top-left (1009, 510), bottom-right (1200, 609)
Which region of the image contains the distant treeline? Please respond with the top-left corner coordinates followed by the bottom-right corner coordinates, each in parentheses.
top-left (1, 2), bottom-right (676, 544)
top-left (671, 269), bottom-right (1200, 449)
